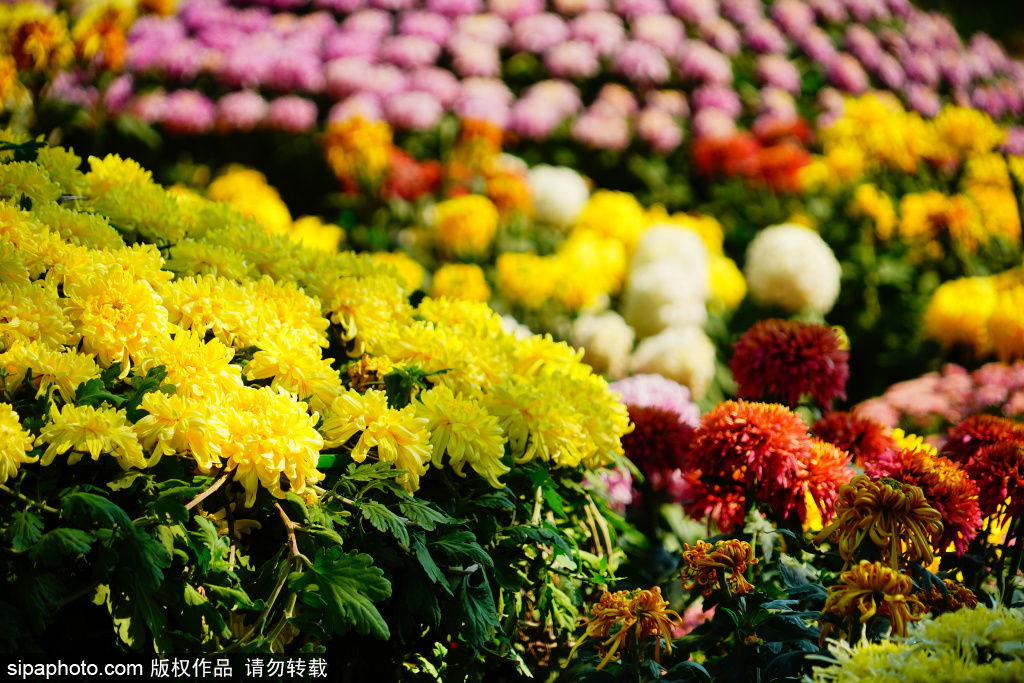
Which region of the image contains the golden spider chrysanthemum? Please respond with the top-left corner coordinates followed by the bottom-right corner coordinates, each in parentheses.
top-left (680, 539), bottom-right (758, 597)
top-left (820, 560), bottom-right (926, 642)
top-left (132, 392), bottom-right (227, 470)
top-left (36, 403), bottom-right (147, 471)
top-left (137, 329), bottom-right (242, 401)
top-left (0, 340), bottom-right (100, 403)
top-left (565, 587), bottom-right (680, 671)
top-left (814, 475), bottom-right (943, 570)
top-left (0, 403), bottom-right (37, 485)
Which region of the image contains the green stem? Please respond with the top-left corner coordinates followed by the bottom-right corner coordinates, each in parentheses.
top-left (1002, 517), bottom-right (1023, 607)
top-left (0, 484), bottom-right (60, 516)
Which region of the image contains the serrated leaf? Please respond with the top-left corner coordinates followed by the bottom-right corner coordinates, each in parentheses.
top-left (29, 528), bottom-right (93, 565)
top-left (205, 583), bottom-right (255, 610)
top-left (359, 500), bottom-right (410, 547)
top-left (411, 534), bottom-right (450, 593)
top-left (404, 571), bottom-right (441, 628)
top-left (473, 492), bottom-right (515, 509)
top-left (116, 527), bottom-right (172, 590)
top-left (105, 579), bottom-right (173, 652)
top-left (7, 509), bottom-right (44, 553)
top-left (107, 471), bottom-right (146, 492)
top-left (123, 366), bottom-right (170, 421)
top-left (19, 573), bottom-right (64, 634)
top-left (290, 547), bottom-right (392, 639)
top-left (429, 529), bottom-right (492, 568)
top-left (61, 492), bottom-right (133, 528)
top-left (347, 461), bottom-right (403, 482)
top-left (74, 378), bottom-right (124, 408)
top-left (455, 575), bottom-right (499, 648)
top-left (182, 584), bottom-right (231, 639)
top-left (400, 500), bottom-right (456, 531)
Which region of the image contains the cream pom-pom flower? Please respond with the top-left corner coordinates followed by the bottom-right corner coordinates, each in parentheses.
top-left (630, 224), bottom-right (710, 284)
top-left (622, 262), bottom-right (709, 339)
top-left (744, 223), bottom-right (842, 314)
top-left (527, 165), bottom-right (591, 228)
top-left (630, 326), bottom-right (717, 399)
top-left (572, 310), bottom-right (636, 379)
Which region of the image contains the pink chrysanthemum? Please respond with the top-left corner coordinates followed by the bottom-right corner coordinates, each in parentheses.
top-left (680, 400), bottom-right (812, 531)
top-left (965, 441), bottom-right (1024, 521)
top-left (942, 414), bottom-right (1024, 466)
top-left (868, 447), bottom-right (983, 556)
top-left (621, 405), bottom-right (696, 492)
top-left (730, 319), bottom-right (850, 410)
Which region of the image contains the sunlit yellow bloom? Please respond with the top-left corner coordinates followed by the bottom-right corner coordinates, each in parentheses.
top-left (414, 384), bottom-right (508, 488)
top-left (94, 242), bottom-right (175, 292)
top-left (0, 161), bottom-right (61, 205)
top-left (962, 153), bottom-right (1012, 192)
top-left (64, 269), bottom-right (168, 376)
top-left (166, 238), bottom-right (251, 282)
top-left (931, 105), bottom-right (1006, 161)
top-left (133, 392), bottom-right (226, 469)
top-left (432, 194), bottom-right (499, 260)
top-left (70, 0), bottom-right (134, 72)
top-left (708, 255), bottom-right (746, 312)
top-left (814, 475), bottom-right (943, 569)
top-left (36, 403), bottom-right (147, 470)
top-left (202, 221), bottom-right (305, 283)
top-left (988, 283), bottom-right (1024, 362)
top-left (245, 340), bottom-right (343, 415)
top-left (372, 251), bottom-right (425, 292)
top-left (0, 56), bottom-right (24, 111)
top-left (322, 388), bottom-right (431, 493)
top-left (968, 186), bottom-right (1021, 243)
top-left (33, 145), bottom-right (87, 197)
top-left (313, 269), bottom-right (412, 356)
top-left (31, 201), bottom-right (123, 250)
top-left (0, 202), bottom-right (60, 279)
top-left (290, 215), bottom-right (343, 253)
top-left (137, 329), bottom-right (242, 401)
top-left (0, 239), bottom-right (30, 285)
top-left (850, 183), bottom-right (896, 241)
top-left (681, 539), bottom-right (758, 597)
top-left (217, 386), bottom-right (324, 506)
top-left (484, 377), bottom-right (588, 468)
top-left (430, 263), bottom-right (491, 302)
top-left (575, 191), bottom-right (649, 251)
top-left (207, 166), bottom-right (292, 235)
top-left (891, 428), bottom-right (937, 457)
top-left (163, 274), bottom-right (248, 347)
top-left (495, 251), bottom-right (559, 310)
top-left (0, 403), bottom-right (36, 484)
top-left (242, 275), bottom-right (330, 350)
top-left (820, 560), bottom-right (925, 642)
top-left (566, 587), bottom-right (679, 671)
top-left (322, 117), bottom-right (392, 188)
top-left (553, 230), bottom-right (627, 310)
top-left (0, 340), bottom-right (100, 403)
top-left (0, 280), bottom-right (77, 349)
top-left (923, 274), bottom-right (998, 355)
top-left (85, 154), bottom-right (187, 243)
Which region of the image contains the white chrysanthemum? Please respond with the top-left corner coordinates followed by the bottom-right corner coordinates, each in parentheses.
top-left (630, 224), bottom-right (710, 280)
top-left (571, 311), bottom-right (635, 379)
top-left (500, 315), bottom-right (533, 340)
top-left (630, 326), bottom-right (716, 399)
top-left (744, 223), bottom-right (842, 314)
top-left (621, 262), bottom-right (709, 339)
top-left (527, 165), bottom-right (590, 228)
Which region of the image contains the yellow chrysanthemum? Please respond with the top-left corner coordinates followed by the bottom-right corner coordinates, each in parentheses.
top-left (322, 117), bottom-right (393, 188)
top-left (930, 105), bottom-right (1006, 161)
top-left (988, 284), bottom-right (1024, 362)
top-left (575, 191), bottom-right (649, 251)
top-left (290, 215), bottom-right (344, 253)
top-left (162, 274), bottom-right (249, 347)
top-left (432, 194), bottom-right (499, 260)
top-left (0, 340), bottom-right (100, 403)
top-left (962, 152), bottom-right (1012, 192)
top-left (31, 201), bottom-right (124, 250)
top-left (70, 1), bottom-right (134, 72)
top-left (430, 263), bottom-right (491, 302)
top-left (36, 403), bottom-right (147, 470)
top-left (93, 242), bottom-right (175, 292)
top-left (165, 238), bottom-right (250, 282)
top-left (314, 270), bottom-right (412, 356)
top-left (890, 428), bottom-right (938, 457)
top-left (0, 239), bottom-right (31, 285)
top-left (202, 221), bottom-right (305, 283)
top-left (137, 329), bottom-right (242, 401)
top-left (372, 251), bottom-right (425, 292)
top-left (923, 275), bottom-right (998, 354)
top-left (0, 280), bottom-right (77, 349)
top-left (0, 203), bottom-right (63, 280)
top-left (2, 3), bottom-right (74, 72)
top-left (85, 154), bottom-right (187, 243)
top-left (968, 186), bottom-right (1021, 244)
top-left (820, 560), bottom-right (926, 642)
top-left (850, 183), bottom-right (897, 241)
top-left (0, 161), bottom-right (62, 205)
top-left (553, 230), bottom-right (627, 310)
top-left (495, 252), bottom-right (559, 310)
top-left (0, 403), bottom-right (37, 484)
top-left (207, 166), bottom-right (292, 235)
top-left (245, 340), bottom-right (343, 415)
top-left (133, 391), bottom-right (226, 469)
top-left (33, 146), bottom-right (87, 197)
top-left (242, 275), bottom-right (330, 350)
top-left (414, 384), bottom-right (508, 488)
top-left (217, 386), bottom-right (324, 506)
top-left (484, 377), bottom-right (589, 469)
top-left (64, 269), bottom-right (168, 376)
top-left (322, 388), bottom-right (431, 493)
top-left (708, 255), bottom-right (747, 312)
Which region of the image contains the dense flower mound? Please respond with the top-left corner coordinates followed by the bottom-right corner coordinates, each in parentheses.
top-left (0, 130), bottom-right (632, 501)
top-left (811, 605), bottom-right (1024, 683)
top-left (866, 440), bottom-right (982, 556)
top-left (964, 440), bottom-right (1024, 521)
top-left (819, 560), bottom-right (926, 642)
top-left (730, 319), bottom-right (849, 409)
top-left (924, 266), bottom-right (1024, 361)
top-left (941, 413), bottom-right (1024, 465)
top-left (811, 410), bottom-right (894, 468)
top-left (25, 0), bottom-right (1024, 151)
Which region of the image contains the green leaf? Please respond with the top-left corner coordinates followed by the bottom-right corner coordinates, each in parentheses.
top-left (359, 500), bottom-right (410, 546)
top-left (429, 530), bottom-right (492, 568)
top-left (454, 575), bottom-right (500, 648)
top-left (347, 460), bottom-right (402, 482)
top-left (116, 527), bottom-right (172, 590)
top-left (182, 584), bottom-right (231, 639)
top-left (205, 583), bottom-right (255, 610)
top-left (399, 500), bottom-right (456, 531)
top-left (290, 547), bottom-right (392, 639)
top-left (74, 378), bottom-right (124, 408)
top-left (473, 492), bottom-right (515, 509)
top-left (411, 534), bottom-right (450, 593)
top-left (7, 509), bottom-right (43, 553)
top-left (99, 363), bottom-right (122, 387)
top-left (61, 492), bottom-right (133, 528)
top-left (123, 366), bottom-right (173, 421)
top-left (103, 580), bottom-right (173, 652)
top-left (29, 528), bottom-right (93, 565)
top-left (404, 572), bottom-right (441, 628)
top-left (107, 471), bottom-right (147, 492)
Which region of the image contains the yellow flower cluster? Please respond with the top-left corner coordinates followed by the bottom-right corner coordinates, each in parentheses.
top-left (813, 95), bottom-right (1007, 184)
top-left (924, 266), bottom-right (1024, 360)
top-left (430, 263), bottom-right (490, 302)
top-left (322, 116), bottom-right (393, 189)
top-left (0, 132), bottom-right (632, 499)
top-left (812, 605), bottom-right (1024, 683)
top-left (0, 3), bottom-right (74, 75)
top-left (432, 194), bottom-right (499, 260)
top-left (566, 587), bottom-right (679, 671)
top-left (372, 251), bottom-right (425, 292)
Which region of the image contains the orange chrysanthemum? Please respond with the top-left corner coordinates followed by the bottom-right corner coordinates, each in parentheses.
top-left (964, 440), bottom-right (1024, 522)
top-left (565, 587), bottom-right (679, 671)
top-left (798, 439), bottom-right (855, 524)
top-left (820, 560), bottom-right (926, 642)
top-left (680, 539), bottom-right (758, 597)
top-left (811, 411), bottom-right (895, 468)
top-left (941, 414), bottom-right (1024, 466)
top-left (915, 578), bottom-right (979, 617)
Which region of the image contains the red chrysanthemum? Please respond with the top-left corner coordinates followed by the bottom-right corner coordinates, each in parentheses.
top-left (867, 447), bottom-right (982, 556)
top-left (680, 401), bottom-right (812, 531)
top-left (798, 438), bottom-right (855, 524)
top-left (812, 411), bottom-right (895, 468)
top-left (964, 441), bottom-right (1024, 521)
top-left (730, 320), bottom-right (850, 409)
top-left (622, 405), bottom-right (695, 491)
top-left (941, 414), bottom-right (1024, 465)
